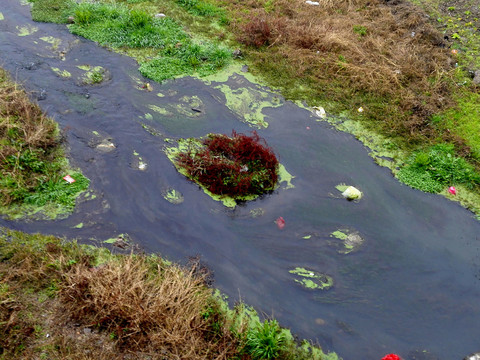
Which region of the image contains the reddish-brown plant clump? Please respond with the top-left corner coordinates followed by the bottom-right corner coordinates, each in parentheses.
top-left (176, 131), bottom-right (279, 198)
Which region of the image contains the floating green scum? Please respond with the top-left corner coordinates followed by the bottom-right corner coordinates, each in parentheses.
top-left (289, 268), bottom-right (334, 290)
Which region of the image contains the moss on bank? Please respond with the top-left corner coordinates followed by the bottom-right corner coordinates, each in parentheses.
top-left (0, 68), bottom-right (88, 220)
top-left (0, 228), bottom-right (338, 360)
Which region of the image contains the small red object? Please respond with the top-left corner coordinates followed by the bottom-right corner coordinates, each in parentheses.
top-left (275, 217), bottom-right (285, 230)
top-left (448, 186), bottom-right (456, 195)
top-left (63, 175), bottom-right (76, 184)
top-left (381, 354), bottom-right (401, 360)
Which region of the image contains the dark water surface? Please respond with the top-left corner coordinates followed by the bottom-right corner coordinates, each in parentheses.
top-left (1, 1), bottom-right (480, 359)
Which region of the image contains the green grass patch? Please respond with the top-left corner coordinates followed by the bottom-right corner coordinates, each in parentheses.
top-left (29, 0), bottom-right (232, 82)
top-left (0, 68), bottom-right (89, 219)
top-left (397, 143), bottom-right (480, 193)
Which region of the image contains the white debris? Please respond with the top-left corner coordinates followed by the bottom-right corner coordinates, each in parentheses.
top-left (342, 186), bottom-right (363, 200)
top-left (306, 0), bottom-right (320, 5)
top-left (313, 106), bottom-right (326, 118)
top-left (155, 13), bottom-right (166, 18)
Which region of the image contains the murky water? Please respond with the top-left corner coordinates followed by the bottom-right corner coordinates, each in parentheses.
top-left (1, 1), bottom-right (480, 359)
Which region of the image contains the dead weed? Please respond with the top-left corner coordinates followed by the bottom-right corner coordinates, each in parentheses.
top-left (226, 0), bottom-right (454, 142)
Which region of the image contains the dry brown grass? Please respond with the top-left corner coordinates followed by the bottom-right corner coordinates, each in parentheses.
top-left (60, 255), bottom-right (239, 360)
top-left (0, 231), bottom-right (241, 359)
top-left (223, 0), bottom-right (455, 143)
top-left (0, 69), bottom-right (58, 156)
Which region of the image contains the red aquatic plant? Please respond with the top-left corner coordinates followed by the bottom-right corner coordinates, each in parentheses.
top-left (175, 131), bottom-right (279, 198)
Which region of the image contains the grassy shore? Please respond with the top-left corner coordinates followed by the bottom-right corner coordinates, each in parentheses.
top-left (0, 68), bottom-right (89, 219)
top-left (0, 228), bottom-right (338, 359)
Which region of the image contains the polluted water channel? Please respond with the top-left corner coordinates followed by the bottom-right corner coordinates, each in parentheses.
top-left (1, 1), bottom-right (480, 359)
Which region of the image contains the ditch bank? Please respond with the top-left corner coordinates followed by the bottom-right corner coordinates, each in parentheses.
top-left (1, 1), bottom-right (480, 359)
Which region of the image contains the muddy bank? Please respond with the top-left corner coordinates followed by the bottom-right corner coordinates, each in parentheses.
top-left (1, 1), bottom-right (480, 359)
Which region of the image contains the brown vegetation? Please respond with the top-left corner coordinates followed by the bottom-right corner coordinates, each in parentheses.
top-left (0, 68), bottom-right (61, 205)
top-left (61, 256), bottom-right (239, 359)
top-left (222, 0), bottom-right (455, 144)
top-left (0, 232), bottom-right (242, 359)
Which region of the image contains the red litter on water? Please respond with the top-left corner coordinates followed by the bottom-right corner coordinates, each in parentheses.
top-left (275, 217), bottom-right (285, 230)
top-left (381, 354), bottom-right (401, 360)
top-left (448, 186), bottom-right (456, 195)
top-left (63, 175), bottom-right (76, 184)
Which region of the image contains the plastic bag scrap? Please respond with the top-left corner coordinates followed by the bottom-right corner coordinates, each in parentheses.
top-left (275, 216), bottom-right (286, 230)
top-left (63, 175), bottom-right (76, 184)
top-left (306, 0), bottom-right (320, 5)
top-left (340, 186), bottom-right (362, 200)
top-left (313, 106), bottom-right (326, 119)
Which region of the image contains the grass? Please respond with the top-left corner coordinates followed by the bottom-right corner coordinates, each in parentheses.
top-left (0, 68), bottom-right (88, 219)
top-left (0, 228), bottom-right (339, 360)
top-left (397, 143), bottom-right (480, 193)
top-left (29, 0), bottom-right (232, 83)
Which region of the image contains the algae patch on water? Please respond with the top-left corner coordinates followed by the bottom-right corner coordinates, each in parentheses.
top-left (289, 268), bottom-right (334, 290)
top-left (17, 25), bottom-right (38, 36)
top-left (51, 67), bottom-right (71, 78)
top-left (162, 188), bottom-right (184, 204)
top-left (330, 229), bottom-right (364, 254)
top-left (77, 65), bottom-right (109, 85)
top-left (214, 83), bottom-right (283, 128)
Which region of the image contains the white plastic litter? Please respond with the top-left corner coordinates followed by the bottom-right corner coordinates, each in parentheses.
top-left (306, 0), bottom-right (320, 5)
top-left (313, 106), bottom-right (326, 118)
top-left (341, 186), bottom-right (362, 200)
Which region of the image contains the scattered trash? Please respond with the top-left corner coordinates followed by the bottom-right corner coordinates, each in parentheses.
top-left (357, 106), bottom-right (364, 113)
top-left (305, 0), bottom-right (320, 5)
top-left (381, 354), bottom-right (401, 360)
top-left (155, 13), bottom-right (166, 18)
top-left (191, 107), bottom-right (202, 113)
top-left (411, 31), bottom-right (416, 37)
top-left (464, 352), bottom-right (480, 360)
top-left (275, 216), bottom-right (286, 230)
top-left (138, 161), bottom-right (147, 171)
top-left (313, 106), bottom-right (326, 118)
top-left (451, 49), bottom-right (458, 55)
top-left (142, 83), bottom-right (153, 91)
top-left (336, 184), bottom-right (363, 200)
top-left (448, 186), bottom-right (456, 195)
top-left (306, 126), bottom-right (311, 130)
top-left (63, 175), bottom-right (76, 184)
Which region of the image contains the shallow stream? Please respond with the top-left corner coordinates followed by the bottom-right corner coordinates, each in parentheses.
top-left (1, 1), bottom-right (480, 359)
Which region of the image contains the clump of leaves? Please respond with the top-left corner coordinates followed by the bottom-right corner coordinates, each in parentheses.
top-left (397, 143), bottom-right (480, 192)
top-left (175, 131), bottom-right (279, 198)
